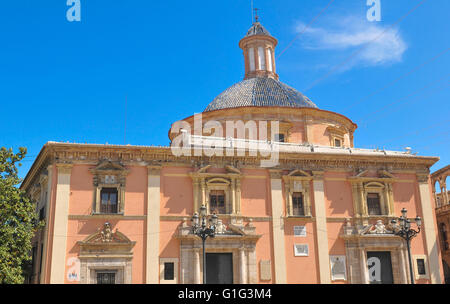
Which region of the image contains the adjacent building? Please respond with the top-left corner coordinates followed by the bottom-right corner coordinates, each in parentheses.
top-left (431, 165), bottom-right (450, 283)
top-left (23, 20), bottom-right (444, 284)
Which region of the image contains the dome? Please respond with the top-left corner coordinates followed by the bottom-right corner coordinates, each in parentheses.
top-left (204, 77), bottom-right (318, 112)
top-left (245, 22), bottom-right (272, 37)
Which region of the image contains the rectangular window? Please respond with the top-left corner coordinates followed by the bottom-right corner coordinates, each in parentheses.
top-left (100, 188), bottom-right (118, 214)
top-left (294, 244), bottom-right (309, 256)
top-left (209, 190), bottom-right (226, 214)
top-left (294, 226), bottom-right (306, 237)
top-left (248, 48), bottom-right (255, 71)
top-left (96, 271), bottom-right (116, 284)
top-left (258, 47), bottom-right (266, 70)
top-left (367, 193), bottom-right (382, 215)
top-left (292, 192), bottom-right (305, 216)
top-left (334, 138), bottom-right (342, 147)
top-left (164, 262), bottom-right (175, 280)
top-left (417, 259), bottom-right (426, 275)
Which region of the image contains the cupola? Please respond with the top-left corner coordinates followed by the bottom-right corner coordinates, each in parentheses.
top-left (239, 17), bottom-right (279, 80)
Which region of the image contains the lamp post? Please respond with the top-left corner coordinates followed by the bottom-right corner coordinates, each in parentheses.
top-left (391, 208), bottom-right (422, 284)
top-left (191, 204), bottom-right (218, 284)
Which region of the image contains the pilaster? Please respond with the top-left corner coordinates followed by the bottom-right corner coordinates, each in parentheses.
top-left (146, 165), bottom-right (161, 283)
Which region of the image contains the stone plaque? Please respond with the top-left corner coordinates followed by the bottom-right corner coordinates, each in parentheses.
top-left (260, 260), bottom-right (271, 281)
top-left (330, 256), bottom-right (347, 281)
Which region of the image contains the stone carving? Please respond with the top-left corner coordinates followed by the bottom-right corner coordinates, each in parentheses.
top-left (215, 220), bottom-right (228, 234)
top-left (101, 222), bottom-right (113, 242)
top-left (360, 220), bottom-right (393, 235)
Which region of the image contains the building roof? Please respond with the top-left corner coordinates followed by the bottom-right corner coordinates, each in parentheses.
top-left (204, 77), bottom-right (318, 112)
top-left (245, 22), bottom-right (272, 37)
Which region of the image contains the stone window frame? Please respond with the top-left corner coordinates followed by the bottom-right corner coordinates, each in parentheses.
top-left (159, 258), bottom-right (179, 284)
top-left (283, 170), bottom-right (313, 217)
top-left (364, 182), bottom-right (388, 216)
top-left (349, 170), bottom-right (395, 224)
top-left (78, 222), bottom-right (135, 284)
top-left (190, 165), bottom-right (242, 216)
top-left (413, 255), bottom-right (430, 280)
top-left (89, 161), bottom-right (129, 215)
top-left (327, 126), bottom-right (347, 148)
top-left (206, 178), bottom-right (231, 215)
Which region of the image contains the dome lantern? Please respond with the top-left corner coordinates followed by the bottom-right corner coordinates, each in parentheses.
top-left (239, 20), bottom-right (279, 81)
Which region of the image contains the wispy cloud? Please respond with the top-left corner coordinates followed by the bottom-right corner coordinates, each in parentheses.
top-left (295, 16), bottom-right (407, 69)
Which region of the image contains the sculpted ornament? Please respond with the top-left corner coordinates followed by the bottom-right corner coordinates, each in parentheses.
top-left (360, 220), bottom-right (393, 235)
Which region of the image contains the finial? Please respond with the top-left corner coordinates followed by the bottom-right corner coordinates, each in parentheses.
top-left (254, 8), bottom-right (260, 22)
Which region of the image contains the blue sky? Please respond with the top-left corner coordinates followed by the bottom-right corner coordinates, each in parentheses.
top-left (0, 0), bottom-right (449, 179)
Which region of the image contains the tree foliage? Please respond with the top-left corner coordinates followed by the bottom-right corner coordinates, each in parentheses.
top-left (0, 147), bottom-right (38, 284)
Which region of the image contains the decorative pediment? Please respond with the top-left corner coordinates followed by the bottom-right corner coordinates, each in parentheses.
top-left (193, 164), bottom-right (241, 176)
top-left (206, 177), bottom-right (230, 185)
top-left (349, 169), bottom-right (395, 182)
top-left (89, 160), bottom-right (129, 175)
top-left (287, 169), bottom-right (311, 177)
top-left (79, 222), bottom-right (135, 245)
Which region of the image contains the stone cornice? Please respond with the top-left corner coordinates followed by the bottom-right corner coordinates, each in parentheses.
top-left (21, 142), bottom-right (439, 192)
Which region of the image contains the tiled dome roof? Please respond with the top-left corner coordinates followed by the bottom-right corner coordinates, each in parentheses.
top-left (245, 22), bottom-right (272, 37)
top-left (204, 77), bottom-right (318, 112)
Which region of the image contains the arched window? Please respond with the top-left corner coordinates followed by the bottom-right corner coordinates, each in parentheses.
top-left (258, 47), bottom-right (266, 70)
top-left (267, 48), bottom-right (273, 72)
top-left (248, 48), bottom-right (255, 71)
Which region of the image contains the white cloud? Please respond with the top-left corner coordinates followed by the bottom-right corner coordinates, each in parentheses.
top-left (295, 16), bottom-right (407, 69)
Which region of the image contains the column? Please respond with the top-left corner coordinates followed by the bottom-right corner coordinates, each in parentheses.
top-left (312, 171), bottom-right (331, 284)
top-left (40, 165), bottom-right (53, 284)
top-left (240, 247), bottom-right (248, 284)
top-left (194, 248), bottom-right (201, 284)
top-left (417, 173), bottom-right (443, 284)
top-left (269, 170), bottom-right (287, 283)
top-left (146, 165), bottom-right (161, 283)
top-left (49, 164), bottom-right (72, 284)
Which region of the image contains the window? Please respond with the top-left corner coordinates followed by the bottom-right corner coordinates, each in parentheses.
top-left (258, 47), bottom-right (266, 70)
top-left (294, 244), bottom-right (309, 256)
top-left (100, 188), bottom-right (118, 214)
top-left (164, 262), bottom-right (175, 280)
top-left (160, 258), bottom-right (178, 284)
top-left (267, 48), bottom-right (273, 72)
top-left (209, 190), bottom-right (226, 214)
top-left (96, 271), bottom-right (116, 284)
top-left (274, 133), bottom-right (285, 143)
top-left (413, 255), bottom-right (429, 279)
top-left (334, 138), bottom-right (342, 147)
top-left (367, 193), bottom-right (382, 215)
top-left (292, 192), bottom-right (305, 216)
top-left (417, 259), bottom-right (426, 275)
top-left (248, 48), bottom-right (255, 71)
top-left (294, 226), bottom-right (306, 237)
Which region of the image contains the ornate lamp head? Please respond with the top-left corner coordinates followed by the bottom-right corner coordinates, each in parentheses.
top-left (415, 216), bottom-right (422, 228)
top-left (191, 212), bottom-right (199, 227)
top-left (401, 208), bottom-right (408, 218)
top-left (200, 204), bottom-right (207, 217)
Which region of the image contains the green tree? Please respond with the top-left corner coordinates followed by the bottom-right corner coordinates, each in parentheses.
top-left (0, 147), bottom-right (38, 284)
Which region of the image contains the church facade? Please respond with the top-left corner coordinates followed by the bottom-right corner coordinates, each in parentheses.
top-left (23, 21), bottom-right (444, 284)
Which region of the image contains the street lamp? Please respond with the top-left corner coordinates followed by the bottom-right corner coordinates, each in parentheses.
top-left (391, 208), bottom-right (422, 284)
top-left (191, 204), bottom-right (218, 284)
